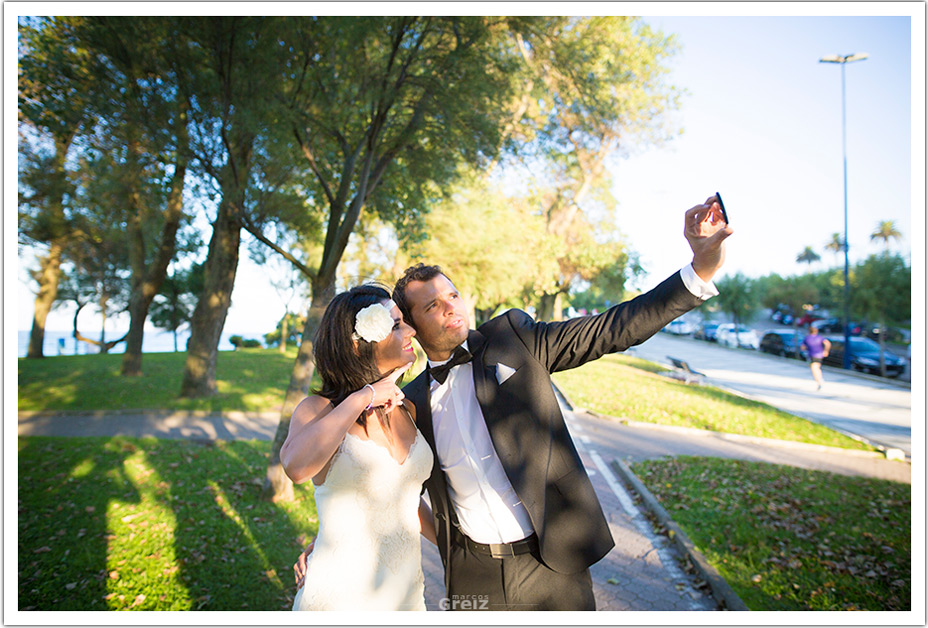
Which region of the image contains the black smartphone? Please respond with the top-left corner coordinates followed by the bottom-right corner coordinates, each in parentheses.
top-left (715, 192), bottom-right (729, 224)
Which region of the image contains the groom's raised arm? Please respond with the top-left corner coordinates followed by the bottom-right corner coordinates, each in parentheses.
top-left (514, 196), bottom-right (732, 374)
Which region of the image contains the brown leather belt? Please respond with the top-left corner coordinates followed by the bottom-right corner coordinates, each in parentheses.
top-left (453, 529), bottom-right (538, 558)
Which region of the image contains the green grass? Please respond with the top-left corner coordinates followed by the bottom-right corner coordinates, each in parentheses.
top-left (18, 348), bottom-right (300, 413)
top-left (552, 353), bottom-right (875, 451)
top-left (632, 456), bottom-right (910, 611)
top-left (18, 436), bottom-right (318, 611)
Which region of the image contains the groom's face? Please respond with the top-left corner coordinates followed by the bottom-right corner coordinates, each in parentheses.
top-left (402, 274), bottom-right (470, 361)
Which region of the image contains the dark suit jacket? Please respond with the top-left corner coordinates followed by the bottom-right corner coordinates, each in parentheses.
top-left (404, 271), bottom-right (704, 588)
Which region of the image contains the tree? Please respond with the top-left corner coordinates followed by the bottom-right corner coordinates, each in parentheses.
top-left (714, 273), bottom-right (759, 329)
top-left (18, 17), bottom-right (97, 358)
top-left (796, 246), bottom-right (821, 266)
top-left (870, 220), bottom-right (902, 252)
top-left (851, 254), bottom-right (910, 376)
top-left (75, 17), bottom-right (195, 376)
top-left (149, 262), bottom-right (205, 352)
top-left (178, 16), bottom-right (287, 398)
top-left (400, 169), bottom-right (550, 325)
top-left (248, 16), bottom-right (532, 501)
top-left (501, 17), bottom-right (682, 320)
top-left (825, 232), bottom-right (845, 267)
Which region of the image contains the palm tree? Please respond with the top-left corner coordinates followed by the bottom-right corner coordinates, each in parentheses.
top-left (825, 232), bottom-right (845, 267)
top-left (796, 246), bottom-right (821, 266)
top-left (871, 220), bottom-right (902, 252)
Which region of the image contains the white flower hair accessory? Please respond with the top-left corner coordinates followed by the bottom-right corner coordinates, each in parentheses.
top-left (353, 301), bottom-right (395, 343)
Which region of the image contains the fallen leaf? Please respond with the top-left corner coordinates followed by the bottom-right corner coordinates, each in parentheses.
top-left (607, 577), bottom-right (619, 585)
top-left (65, 583), bottom-right (77, 590)
top-left (108, 570), bottom-right (119, 580)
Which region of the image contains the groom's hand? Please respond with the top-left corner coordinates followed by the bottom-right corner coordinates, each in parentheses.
top-left (293, 538), bottom-right (315, 589)
top-left (686, 195), bottom-right (733, 282)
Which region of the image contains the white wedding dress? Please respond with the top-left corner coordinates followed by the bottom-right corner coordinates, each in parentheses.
top-left (292, 426), bottom-right (433, 611)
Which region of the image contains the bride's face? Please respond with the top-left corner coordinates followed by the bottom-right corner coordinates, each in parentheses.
top-left (372, 300), bottom-right (417, 374)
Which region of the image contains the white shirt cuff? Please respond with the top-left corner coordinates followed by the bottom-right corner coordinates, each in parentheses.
top-left (680, 264), bottom-right (719, 301)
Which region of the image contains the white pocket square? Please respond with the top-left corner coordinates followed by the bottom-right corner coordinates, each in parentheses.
top-left (496, 363), bottom-right (518, 385)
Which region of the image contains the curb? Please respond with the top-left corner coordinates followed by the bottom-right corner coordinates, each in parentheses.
top-left (609, 458), bottom-right (750, 612)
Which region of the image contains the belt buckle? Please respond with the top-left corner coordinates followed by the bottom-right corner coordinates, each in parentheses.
top-left (495, 544), bottom-right (517, 559)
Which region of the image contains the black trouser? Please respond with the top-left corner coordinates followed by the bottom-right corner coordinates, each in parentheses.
top-left (445, 536), bottom-right (595, 611)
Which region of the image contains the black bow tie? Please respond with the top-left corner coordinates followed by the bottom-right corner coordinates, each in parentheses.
top-left (428, 346), bottom-right (473, 384)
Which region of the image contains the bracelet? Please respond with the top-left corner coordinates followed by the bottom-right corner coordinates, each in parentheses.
top-left (363, 384), bottom-right (375, 411)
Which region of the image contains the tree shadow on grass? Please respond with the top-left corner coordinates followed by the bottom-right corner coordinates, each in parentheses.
top-left (144, 438), bottom-right (313, 610)
top-left (18, 436), bottom-right (142, 610)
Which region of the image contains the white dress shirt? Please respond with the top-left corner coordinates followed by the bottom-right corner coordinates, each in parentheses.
top-left (429, 341), bottom-right (536, 544)
top-left (427, 265), bottom-right (716, 544)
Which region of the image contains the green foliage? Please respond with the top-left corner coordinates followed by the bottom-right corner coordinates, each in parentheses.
top-left (149, 263), bottom-right (205, 342)
top-left (229, 336), bottom-right (262, 350)
top-left (869, 220), bottom-right (902, 249)
top-left (634, 457), bottom-right (910, 611)
top-left (402, 170), bottom-right (550, 314)
top-left (18, 436), bottom-right (317, 610)
top-left (851, 253), bottom-right (910, 326)
top-left (796, 246), bottom-right (821, 265)
top-left (264, 312), bottom-right (305, 349)
top-left (551, 353), bottom-right (873, 451)
top-left (713, 272), bottom-right (759, 326)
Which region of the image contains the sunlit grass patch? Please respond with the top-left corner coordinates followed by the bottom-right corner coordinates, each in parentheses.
top-left (632, 456), bottom-right (910, 611)
top-left (18, 436), bottom-right (318, 611)
top-left (552, 353), bottom-right (874, 451)
top-left (18, 348), bottom-right (297, 413)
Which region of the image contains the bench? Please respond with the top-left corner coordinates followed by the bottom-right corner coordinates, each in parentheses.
top-left (666, 356), bottom-right (705, 384)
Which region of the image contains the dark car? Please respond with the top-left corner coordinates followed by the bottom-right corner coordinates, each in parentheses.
top-left (815, 318), bottom-right (862, 336)
top-left (694, 322), bottom-right (721, 342)
top-left (759, 330), bottom-right (808, 360)
top-left (822, 336), bottom-right (906, 377)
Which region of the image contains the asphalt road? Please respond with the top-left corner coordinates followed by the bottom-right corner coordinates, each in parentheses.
top-left (627, 332), bottom-right (913, 455)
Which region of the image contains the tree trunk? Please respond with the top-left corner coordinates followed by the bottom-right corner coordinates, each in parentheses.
top-left (179, 195), bottom-right (243, 398)
top-left (279, 315), bottom-right (288, 354)
top-left (27, 242), bottom-right (65, 359)
top-left (122, 157), bottom-right (187, 376)
top-left (262, 277), bottom-right (335, 502)
top-left (537, 291), bottom-right (564, 322)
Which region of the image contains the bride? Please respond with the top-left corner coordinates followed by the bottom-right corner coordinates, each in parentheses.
top-left (281, 284), bottom-right (436, 611)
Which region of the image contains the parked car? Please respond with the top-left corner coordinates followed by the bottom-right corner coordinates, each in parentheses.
top-left (865, 324), bottom-right (911, 344)
top-left (822, 336), bottom-right (907, 378)
top-left (663, 319), bottom-right (697, 335)
top-left (796, 311), bottom-right (826, 327)
top-left (694, 322), bottom-right (721, 342)
top-left (759, 330), bottom-right (809, 360)
top-left (716, 323), bottom-right (760, 350)
top-left (770, 304), bottom-right (793, 324)
top-left (815, 318), bottom-right (862, 336)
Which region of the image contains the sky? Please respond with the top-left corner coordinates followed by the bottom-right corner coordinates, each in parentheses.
top-left (8, 3), bottom-right (925, 337)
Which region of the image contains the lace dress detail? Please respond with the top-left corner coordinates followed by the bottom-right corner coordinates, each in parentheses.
top-left (292, 428), bottom-right (433, 611)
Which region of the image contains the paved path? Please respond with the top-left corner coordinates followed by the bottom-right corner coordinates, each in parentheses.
top-left (19, 399), bottom-right (909, 612)
top-left (629, 333), bottom-right (913, 455)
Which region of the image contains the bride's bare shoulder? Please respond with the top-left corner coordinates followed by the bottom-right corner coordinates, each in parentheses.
top-left (292, 395), bottom-right (335, 424)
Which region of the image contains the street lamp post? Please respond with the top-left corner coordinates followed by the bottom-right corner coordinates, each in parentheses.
top-left (819, 52), bottom-right (868, 370)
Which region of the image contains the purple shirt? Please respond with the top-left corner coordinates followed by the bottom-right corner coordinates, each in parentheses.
top-left (803, 334), bottom-right (826, 359)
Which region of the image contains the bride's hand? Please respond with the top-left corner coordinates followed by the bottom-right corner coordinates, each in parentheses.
top-left (293, 539), bottom-right (315, 589)
top-left (364, 363), bottom-right (412, 412)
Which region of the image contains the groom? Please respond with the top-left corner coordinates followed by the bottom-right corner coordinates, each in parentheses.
top-left (393, 196), bottom-right (732, 610)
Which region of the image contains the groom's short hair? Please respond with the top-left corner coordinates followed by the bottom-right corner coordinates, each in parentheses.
top-left (393, 263), bottom-right (447, 329)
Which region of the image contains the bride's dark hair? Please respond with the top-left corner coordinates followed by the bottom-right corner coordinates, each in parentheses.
top-left (312, 284), bottom-right (396, 433)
